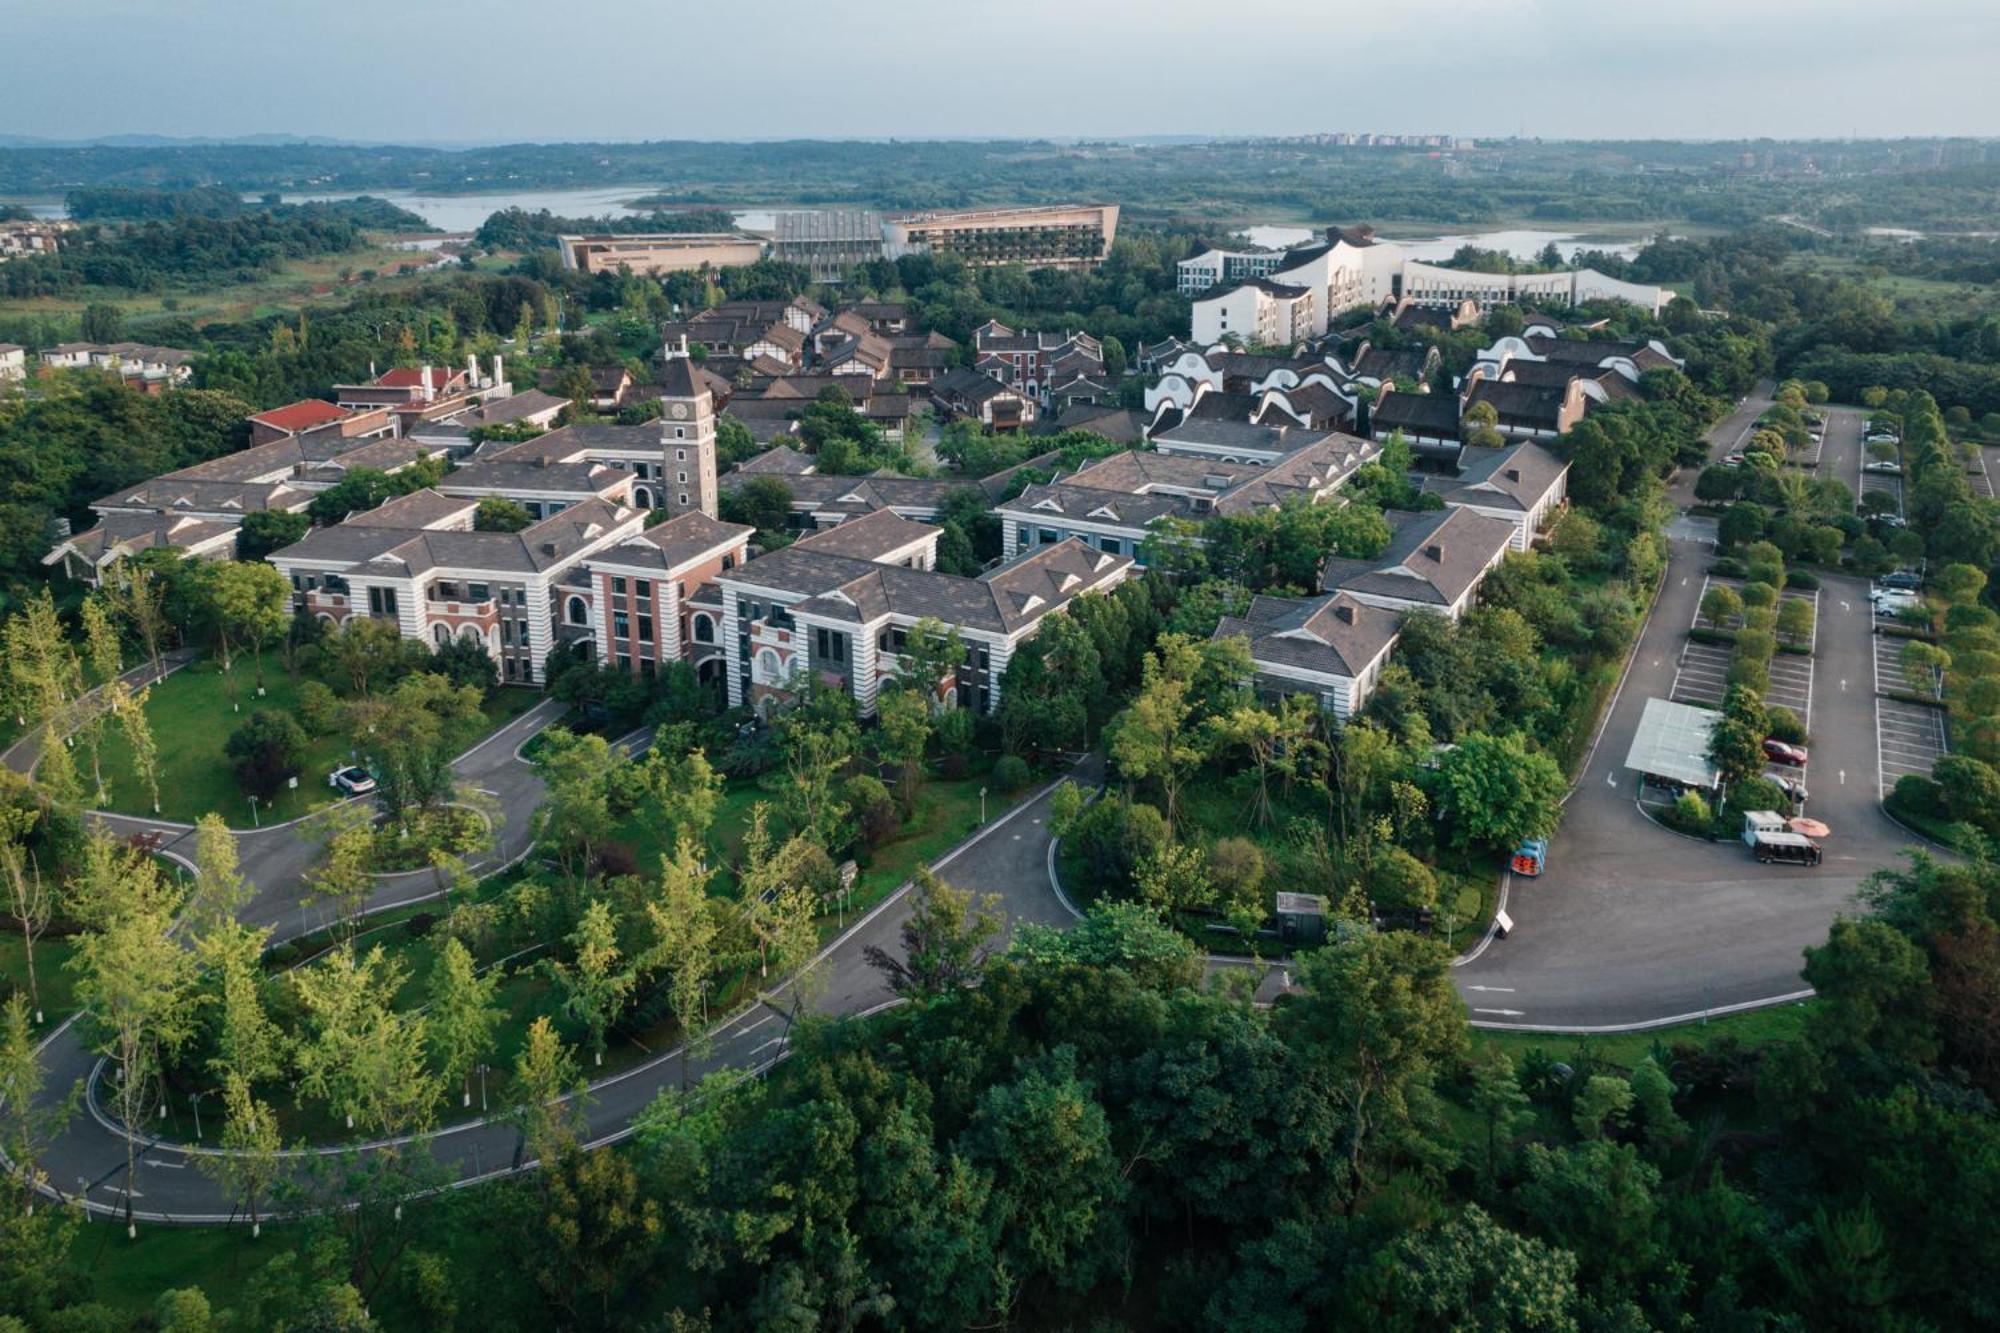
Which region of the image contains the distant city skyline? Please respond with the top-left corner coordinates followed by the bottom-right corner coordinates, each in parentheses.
top-left (6, 0), bottom-right (1999, 144)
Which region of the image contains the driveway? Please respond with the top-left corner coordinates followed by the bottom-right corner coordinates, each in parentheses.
top-left (1452, 389), bottom-right (1921, 1030)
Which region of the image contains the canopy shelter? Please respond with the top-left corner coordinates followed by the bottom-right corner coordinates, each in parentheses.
top-left (1624, 697), bottom-right (1722, 791)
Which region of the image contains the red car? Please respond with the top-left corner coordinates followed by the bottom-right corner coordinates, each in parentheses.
top-left (1762, 739), bottom-right (1808, 767)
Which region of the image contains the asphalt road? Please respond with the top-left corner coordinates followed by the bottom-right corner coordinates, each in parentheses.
top-left (7, 391), bottom-right (1934, 1216)
top-left (1452, 389), bottom-right (1922, 1031)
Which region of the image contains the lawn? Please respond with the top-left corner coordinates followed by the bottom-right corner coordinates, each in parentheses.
top-left (1470, 999), bottom-right (1813, 1069)
top-left (0, 931), bottom-right (81, 1025)
top-left (72, 653), bottom-right (537, 825)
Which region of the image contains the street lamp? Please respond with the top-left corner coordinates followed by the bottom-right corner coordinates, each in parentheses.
top-left (247, 795), bottom-right (259, 828)
top-left (476, 1063), bottom-right (490, 1114)
top-left (979, 786), bottom-right (987, 824)
top-left (189, 1089), bottom-right (210, 1141)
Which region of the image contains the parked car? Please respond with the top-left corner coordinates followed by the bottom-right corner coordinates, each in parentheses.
top-left (329, 766), bottom-right (377, 796)
top-left (1775, 776), bottom-right (1809, 804)
top-left (1871, 588), bottom-right (1921, 613)
top-left (1878, 570), bottom-right (1922, 591)
top-left (1871, 514), bottom-right (1908, 529)
top-left (1723, 451), bottom-right (1747, 466)
top-left (1863, 459), bottom-right (1903, 474)
top-left (1762, 739), bottom-right (1809, 767)
top-left (1865, 431), bottom-right (1900, 445)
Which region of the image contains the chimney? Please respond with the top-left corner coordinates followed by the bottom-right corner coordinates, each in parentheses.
top-left (1334, 602), bottom-right (1355, 624)
top-left (467, 353), bottom-right (478, 386)
top-left (540, 542), bottom-right (557, 556)
top-left (1504, 467), bottom-right (1521, 482)
top-left (368, 360), bottom-right (378, 379)
top-left (419, 365), bottom-right (434, 403)
top-left (492, 353), bottom-right (504, 387)
top-left (1424, 543), bottom-right (1444, 562)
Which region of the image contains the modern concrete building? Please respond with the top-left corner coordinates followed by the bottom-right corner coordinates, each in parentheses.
top-left (883, 204), bottom-right (1120, 272)
top-left (557, 233), bottom-right (767, 276)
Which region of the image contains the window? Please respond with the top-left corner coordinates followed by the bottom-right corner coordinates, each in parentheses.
top-left (1016, 524), bottom-right (1031, 547)
top-left (722, 553), bottom-right (735, 570)
top-left (693, 614), bottom-right (714, 643)
top-left (566, 596), bottom-right (588, 626)
top-left (613, 611), bottom-right (629, 638)
top-left (675, 449), bottom-right (686, 461)
top-left (637, 615), bottom-right (653, 643)
top-left (468, 583), bottom-right (489, 602)
top-left (674, 427), bottom-right (685, 439)
top-left (1098, 535), bottom-right (1122, 554)
top-left (611, 576), bottom-right (626, 595)
top-left (368, 586), bottom-right (398, 617)
top-left (520, 659), bottom-right (533, 683)
top-left (434, 581), bottom-right (459, 601)
top-left (679, 494), bottom-right (689, 507)
top-left (1038, 528), bottom-right (1059, 546)
top-left (677, 471), bottom-right (688, 484)
top-left (634, 579), bottom-right (651, 599)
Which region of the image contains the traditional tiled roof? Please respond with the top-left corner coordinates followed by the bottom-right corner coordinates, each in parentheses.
top-left (249, 399), bottom-right (349, 434)
top-left (273, 496), bottom-right (637, 577)
top-left (595, 512), bottom-right (754, 572)
top-left (1428, 442), bottom-right (1569, 514)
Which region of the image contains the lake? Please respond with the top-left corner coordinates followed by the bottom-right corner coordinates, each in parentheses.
top-left (1240, 223), bottom-right (1656, 261)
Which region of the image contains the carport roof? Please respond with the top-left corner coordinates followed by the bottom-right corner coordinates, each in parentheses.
top-left (1624, 697), bottom-right (1722, 789)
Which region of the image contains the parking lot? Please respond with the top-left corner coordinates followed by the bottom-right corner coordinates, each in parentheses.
top-left (1967, 445), bottom-right (1994, 500)
top-left (1876, 698), bottom-right (1948, 797)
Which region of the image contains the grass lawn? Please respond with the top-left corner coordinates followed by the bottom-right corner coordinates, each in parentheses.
top-left (75, 1222), bottom-right (280, 1317)
top-left (73, 653), bottom-right (537, 825)
top-left (0, 931), bottom-right (81, 1025)
top-left (1470, 999), bottom-right (1813, 1069)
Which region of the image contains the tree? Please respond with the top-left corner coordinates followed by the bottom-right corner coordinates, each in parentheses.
top-left (641, 835), bottom-right (722, 1093)
top-left (292, 942), bottom-right (440, 1136)
top-left (199, 918), bottom-right (285, 1090)
top-left (527, 1139), bottom-right (663, 1326)
top-left (304, 805), bottom-right (377, 942)
top-left (1708, 715), bottom-right (1766, 787)
top-left (513, 1015), bottom-right (584, 1167)
top-left (3, 589), bottom-right (82, 731)
top-left (206, 561), bottom-right (293, 694)
top-left (0, 806), bottom-right (50, 1022)
top-left (775, 692), bottom-right (857, 848)
top-left (1462, 399), bottom-right (1505, 449)
top-left (1276, 931), bottom-right (1467, 1211)
top-left (1350, 1205), bottom-right (1580, 1331)
top-left (1901, 640), bottom-right (1949, 698)
top-left (81, 302), bottom-right (124, 342)
top-left (1468, 1050), bottom-right (1531, 1186)
top-left (874, 687), bottom-right (931, 815)
top-left (548, 899), bottom-right (632, 1068)
top-left (1700, 584), bottom-right (1743, 629)
top-left (532, 728), bottom-right (624, 881)
top-left (67, 839), bottom-right (195, 1236)
top-left (1431, 733), bottom-right (1566, 852)
top-left (0, 993), bottom-right (76, 1207)
top-left (225, 710), bottom-right (308, 802)
top-left (863, 864), bottom-right (1003, 1000)
top-left (199, 1076), bottom-right (284, 1237)
top-left (104, 680), bottom-right (161, 815)
top-left (427, 937), bottom-right (502, 1107)
top-left (323, 617), bottom-right (426, 698)
top-left (351, 671), bottom-right (482, 821)
top-left (1107, 634), bottom-right (1210, 831)
top-left (1777, 596), bottom-right (1816, 651)
top-left (721, 475), bottom-right (794, 534)
top-left (235, 510), bottom-right (311, 562)
top-left (101, 560), bottom-right (174, 683)
top-left (1133, 840), bottom-right (1214, 914)
top-left (636, 744), bottom-right (723, 849)
top-left (473, 496), bottom-right (534, 533)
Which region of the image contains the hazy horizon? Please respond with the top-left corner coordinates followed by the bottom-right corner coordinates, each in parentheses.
top-left (7, 0), bottom-right (1999, 144)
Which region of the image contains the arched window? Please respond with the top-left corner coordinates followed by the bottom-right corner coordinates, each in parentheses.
top-left (632, 486), bottom-right (653, 510)
top-left (692, 614), bottom-right (715, 644)
top-left (432, 624), bottom-right (450, 646)
top-left (566, 596), bottom-right (588, 626)
top-left (755, 648), bottom-right (782, 684)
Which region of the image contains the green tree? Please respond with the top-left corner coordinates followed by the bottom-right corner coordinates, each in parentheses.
top-left (427, 937), bottom-right (502, 1107)
top-left (225, 709), bottom-right (308, 802)
top-left (68, 839), bottom-right (195, 1236)
top-left (198, 1076), bottom-right (284, 1238)
top-left (206, 560), bottom-right (293, 694)
top-left (1431, 733), bottom-right (1566, 852)
top-left (0, 993), bottom-right (75, 1207)
top-left (235, 509), bottom-right (311, 562)
top-left (874, 687), bottom-right (931, 815)
top-left (473, 496), bottom-right (534, 533)
top-left (1700, 584), bottom-right (1743, 629)
top-left (199, 918), bottom-right (286, 1090)
top-left (862, 864), bottom-right (1003, 1000)
top-left (641, 834), bottom-right (722, 1093)
top-left (1107, 633), bottom-right (1213, 831)
top-left (1277, 930), bottom-right (1467, 1210)
top-left (548, 899), bottom-right (632, 1068)
top-left (291, 942), bottom-right (440, 1136)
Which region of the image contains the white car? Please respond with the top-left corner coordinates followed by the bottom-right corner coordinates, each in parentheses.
top-left (1871, 590), bottom-right (1921, 613)
top-left (329, 766), bottom-right (378, 796)
top-left (1863, 459), bottom-right (1902, 474)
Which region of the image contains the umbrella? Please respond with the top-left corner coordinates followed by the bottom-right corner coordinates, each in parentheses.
top-left (1790, 817), bottom-right (1830, 838)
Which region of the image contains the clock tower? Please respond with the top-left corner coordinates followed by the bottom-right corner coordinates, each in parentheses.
top-left (657, 356), bottom-right (718, 520)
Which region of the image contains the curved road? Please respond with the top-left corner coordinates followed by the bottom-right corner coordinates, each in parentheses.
top-left (11, 389), bottom-right (1920, 1218)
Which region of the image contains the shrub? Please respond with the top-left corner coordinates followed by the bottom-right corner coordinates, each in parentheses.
top-left (1209, 836), bottom-right (1267, 916)
top-left (1067, 795), bottom-right (1167, 899)
top-left (1370, 845), bottom-right (1437, 910)
top-left (1727, 776), bottom-right (1791, 814)
top-left (1890, 773), bottom-right (1946, 820)
top-left (846, 773), bottom-right (899, 849)
top-left (297, 680), bottom-right (341, 736)
top-left (1667, 790), bottom-right (1712, 833)
top-left (932, 706), bottom-right (975, 757)
top-left (1784, 569), bottom-right (1820, 590)
top-left (1727, 658), bottom-right (1769, 694)
top-left (404, 912), bottom-right (436, 939)
top-left (993, 754), bottom-right (1031, 794)
top-left (1734, 630), bottom-right (1778, 664)
top-left (1765, 707), bottom-right (1807, 745)
top-left (1934, 755), bottom-right (2000, 834)
top-left (1709, 557), bottom-right (1748, 579)
top-left (1739, 581), bottom-right (1778, 610)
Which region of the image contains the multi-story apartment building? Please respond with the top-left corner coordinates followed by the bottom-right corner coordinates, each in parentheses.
top-left (270, 492), bottom-right (646, 687)
top-left (883, 204), bottom-right (1120, 273)
top-left (714, 509), bottom-right (1132, 717)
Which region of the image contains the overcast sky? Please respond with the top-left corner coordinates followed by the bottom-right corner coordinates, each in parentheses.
top-left (7, 0), bottom-right (1998, 143)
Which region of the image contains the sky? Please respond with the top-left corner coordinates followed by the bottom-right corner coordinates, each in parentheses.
top-left (6, 0), bottom-right (1999, 144)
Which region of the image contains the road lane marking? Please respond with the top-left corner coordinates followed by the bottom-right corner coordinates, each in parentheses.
top-left (1473, 1007), bottom-right (1525, 1016)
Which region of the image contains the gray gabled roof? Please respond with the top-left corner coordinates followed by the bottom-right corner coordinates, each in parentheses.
top-left (1432, 441), bottom-right (1569, 514)
top-left (1214, 591), bottom-right (1400, 680)
top-left (1321, 507), bottom-right (1515, 607)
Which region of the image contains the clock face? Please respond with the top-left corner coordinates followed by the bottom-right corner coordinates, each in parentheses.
top-left (671, 402), bottom-right (690, 419)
